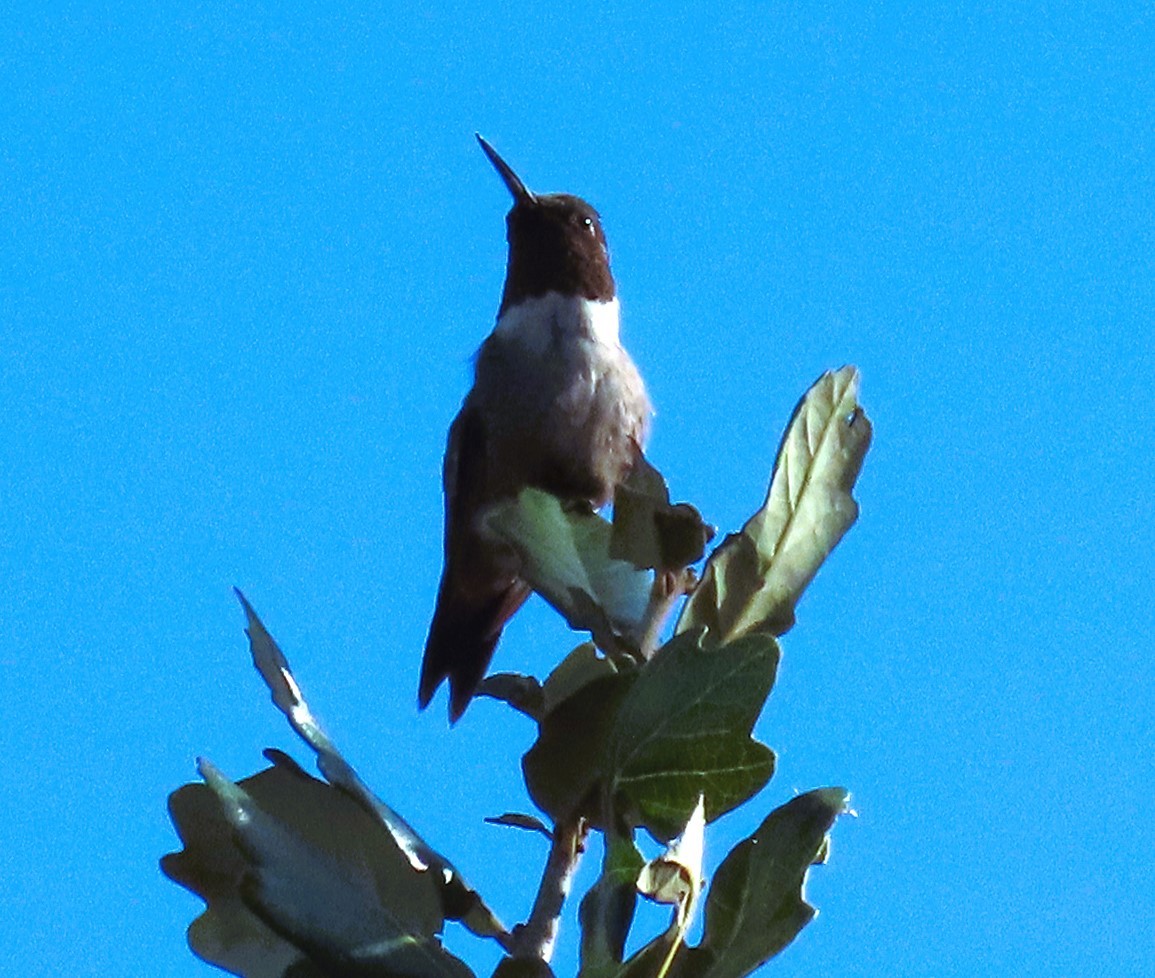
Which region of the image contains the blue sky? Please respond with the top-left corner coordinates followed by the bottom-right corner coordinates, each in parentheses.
top-left (3, 3), bottom-right (1152, 977)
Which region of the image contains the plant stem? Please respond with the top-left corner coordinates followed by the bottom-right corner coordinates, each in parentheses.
top-left (636, 568), bottom-right (697, 660)
top-left (512, 816), bottom-right (588, 962)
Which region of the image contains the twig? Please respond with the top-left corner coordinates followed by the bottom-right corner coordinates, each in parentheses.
top-left (636, 568), bottom-right (697, 660)
top-left (511, 816), bottom-right (589, 962)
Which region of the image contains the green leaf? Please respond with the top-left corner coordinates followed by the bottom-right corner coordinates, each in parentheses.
top-left (678, 366), bottom-right (872, 642)
top-left (476, 672), bottom-right (545, 720)
top-left (678, 788), bottom-right (850, 978)
top-left (164, 752), bottom-right (474, 978)
top-left (578, 834), bottom-right (646, 978)
top-left (162, 777), bottom-right (306, 978)
top-left (492, 959), bottom-right (557, 978)
top-left (541, 643), bottom-right (621, 715)
top-left (607, 632), bottom-right (779, 840)
top-left (481, 490), bottom-right (652, 649)
top-left (520, 644), bottom-right (630, 828)
top-left (522, 672), bottom-right (637, 825)
top-left (234, 590), bottom-right (506, 943)
top-left (611, 455), bottom-right (714, 572)
top-left (483, 812), bottom-right (553, 839)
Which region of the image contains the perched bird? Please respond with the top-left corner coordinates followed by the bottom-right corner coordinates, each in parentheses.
top-left (418, 136), bottom-right (651, 721)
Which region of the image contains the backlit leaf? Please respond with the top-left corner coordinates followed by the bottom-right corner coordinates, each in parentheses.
top-left (482, 490), bottom-right (652, 649)
top-left (678, 367), bottom-right (871, 642)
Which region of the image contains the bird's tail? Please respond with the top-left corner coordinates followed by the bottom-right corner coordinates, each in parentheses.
top-left (418, 577), bottom-right (531, 722)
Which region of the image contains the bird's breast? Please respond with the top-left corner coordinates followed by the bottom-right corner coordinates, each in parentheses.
top-left (474, 292), bottom-right (650, 504)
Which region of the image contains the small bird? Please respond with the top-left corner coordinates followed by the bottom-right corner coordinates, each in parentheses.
top-left (418, 136), bottom-right (651, 721)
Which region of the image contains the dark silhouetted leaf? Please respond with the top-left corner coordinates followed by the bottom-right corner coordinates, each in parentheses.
top-left (282, 961), bottom-right (330, 978)
top-left (477, 673), bottom-right (545, 720)
top-left (679, 367), bottom-right (871, 642)
top-left (578, 834), bottom-right (645, 978)
top-left (484, 813), bottom-right (552, 839)
top-left (611, 456), bottom-right (714, 572)
top-left (522, 672), bottom-right (636, 825)
top-left (492, 958), bottom-right (556, 978)
top-left (678, 788), bottom-right (850, 978)
top-left (607, 632), bottom-right (778, 840)
top-left (654, 504), bottom-right (715, 573)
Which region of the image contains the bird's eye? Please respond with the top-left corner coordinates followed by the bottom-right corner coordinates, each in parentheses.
top-left (583, 216), bottom-right (596, 235)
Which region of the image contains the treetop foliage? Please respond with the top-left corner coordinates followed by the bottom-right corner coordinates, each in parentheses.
top-left (163, 366), bottom-right (872, 978)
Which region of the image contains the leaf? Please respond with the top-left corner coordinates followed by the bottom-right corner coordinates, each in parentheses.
top-left (521, 645), bottom-right (630, 828)
top-left (522, 672), bottom-right (637, 826)
top-left (162, 779), bottom-right (306, 978)
top-left (527, 635), bottom-right (777, 857)
top-left (235, 590), bottom-right (506, 942)
top-left (164, 753), bottom-right (473, 978)
top-left (678, 366), bottom-right (872, 642)
top-left (678, 788), bottom-right (850, 978)
top-left (611, 455), bottom-right (715, 572)
top-left (541, 643), bottom-right (621, 716)
top-left (637, 796), bottom-right (706, 926)
top-left (476, 673), bottom-right (545, 720)
top-left (483, 813), bottom-right (553, 839)
top-left (607, 632), bottom-right (779, 840)
top-left (634, 798), bottom-right (707, 978)
top-left (481, 490), bottom-right (652, 649)
top-left (203, 760), bottom-right (461, 976)
top-left (652, 504), bottom-right (715, 574)
top-left (578, 834), bottom-right (646, 978)
top-left (492, 959), bottom-right (557, 978)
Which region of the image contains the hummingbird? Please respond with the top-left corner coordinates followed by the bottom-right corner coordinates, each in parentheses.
top-left (418, 135), bottom-right (651, 722)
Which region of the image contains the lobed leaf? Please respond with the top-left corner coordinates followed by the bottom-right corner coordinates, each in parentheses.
top-left (677, 788), bottom-right (850, 978)
top-left (522, 672), bottom-right (637, 826)
top-left (164, 753), bottom-right (473, 978)
top-left (163, 777), bottom-right (304, 978)
top-left (607, 632), bottom-right (779, 840)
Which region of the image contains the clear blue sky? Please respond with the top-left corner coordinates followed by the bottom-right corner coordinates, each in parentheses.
top-left (3, 3), bottom-right (1152, 977)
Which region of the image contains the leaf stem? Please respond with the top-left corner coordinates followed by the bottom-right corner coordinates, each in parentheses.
top-left (654, 918), bottom-right (689, 978)
top-left (636, 569), bottom-right (697, 660)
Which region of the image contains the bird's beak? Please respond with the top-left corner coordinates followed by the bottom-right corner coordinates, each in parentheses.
top-left (476, 134), bottom-right (536, 205)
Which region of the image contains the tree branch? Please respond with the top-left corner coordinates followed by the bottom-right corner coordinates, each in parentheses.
top-left (512, 816), bottom-right (589, 962)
